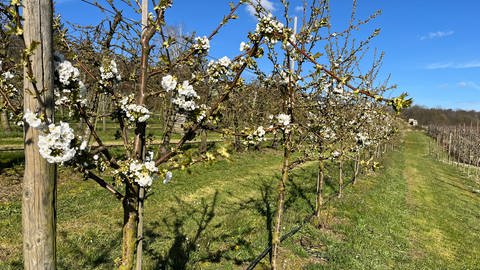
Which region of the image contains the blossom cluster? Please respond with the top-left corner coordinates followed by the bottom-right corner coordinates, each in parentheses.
top-left (119, 95), bottom-right (150, 124)
top-left (255, 14), bottom-right (289, 44)
top-left (276, 113), bottom-right (291, 127)
top-left (196, 104), bottom-right (209, 122)
top-left (246, 126), bottom-right (266, 145)
top-left (53, 54), bottom-right (87, 108)
top-left (171, 80), bottom-right (199, 111)
top-left (100, 59), bottom-right (121, 82)
top-left (207, 56), bottom-right (233, 83)
top-left (23, 109), bottom-right (42, 128)
top-left (331, 150), bottom-right (341, 159)
top-left (161, 74), bottom-right (177, 92)
top-left (355, 132), bottom-right (371, 147)
top-left (239, 41), bottom-right (251, 52)
top-left (122, 152), bottom-right (173, 186)
top-left (278, 69), bottom-right (302, 85)
top-left (320, 126), bottom-right (336, 141)
top-left (38, 122), bottom-right (76, 164)
top-left (99, 59), bottom-right (121, 92)
top-left (124, 159), bottom-right (159, 187)
top-left (193, 36), bottom-right (210, 54)
top-left (0, 60), bottom-right (18, 101)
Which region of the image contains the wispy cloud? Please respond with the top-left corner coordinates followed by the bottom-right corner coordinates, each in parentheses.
top-left (295, 6), bottom-right (304, 12)
top-left (457, 81), bottom-right (480, 90)
top-left (420, 30), bottom-right (454, 40)
top-left (246, 0), bottom-right (275, 17)
top-left (55, 0), bottom-right (74, 4)
top-left (425, 60), bottom-right (480, 70)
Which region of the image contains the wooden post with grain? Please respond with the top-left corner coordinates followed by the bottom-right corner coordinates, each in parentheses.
top-left (22, 0), bottom-right (57, 269)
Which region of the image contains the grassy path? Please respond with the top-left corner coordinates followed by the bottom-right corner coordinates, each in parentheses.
top-left (403, 131), bottom-right (480, 268)
top-left (315, 130), bottom-right (480, 269)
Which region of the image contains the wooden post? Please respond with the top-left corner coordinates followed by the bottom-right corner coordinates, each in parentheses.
top-left (338, 159), bottom-right (343, 198)
top-left (448, 132), bottom-right (452, 163)
top-left (135, 1), bottom-right (149, 269)
top-left (22, 0), bottom-right (56, 269)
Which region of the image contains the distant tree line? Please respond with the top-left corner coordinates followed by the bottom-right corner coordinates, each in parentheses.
top-left (402, 105), bottom-right (480, 126)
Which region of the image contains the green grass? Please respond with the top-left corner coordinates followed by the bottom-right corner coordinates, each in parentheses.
top-left (1, 130), bottom-right (479, 269)
top-left (299, 130), bottom-right (480, 269)
top-left (0, 147), bottom-right (337, 269)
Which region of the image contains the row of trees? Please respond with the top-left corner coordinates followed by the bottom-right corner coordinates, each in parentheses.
top-left (0, 0), bottom-right (410, 269)
top-left (427, 124), bottom-right (480, 171)
top-left (402, 105), bottom-right (480, 126)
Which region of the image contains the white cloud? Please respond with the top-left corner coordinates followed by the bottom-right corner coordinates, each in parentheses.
top-left (295, 6), bottom-right (304, 12)
top-left (426, 62), bottom-right (454, 69)
top-left (246, 0), bottom-right (275, 17)
top-left (425, 60), bottom-right (480, 70)
top-left (457, 81), bottom-right (480, 90)
top-left (55, 0), bottom-right (74, 4)
top-left (420, 30), bottom-right (454, 40)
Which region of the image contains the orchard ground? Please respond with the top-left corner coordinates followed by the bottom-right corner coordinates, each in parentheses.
top-left (0, 129), bottom-right (479, 269)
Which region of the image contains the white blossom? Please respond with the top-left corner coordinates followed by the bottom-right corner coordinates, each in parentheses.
top-left (332, 84), bottom-right (344, 95)
top-left (23, 110), bottom-right (42, 128)
top-left (355, 132), bottom-right (371, 146)
top-left (218, 56), bottom-right (231, 67)
top-left (172, 80), bottom-right (199, 111)
top-left (2, 71), bottom-right (14, 80)
top-left (38, 122), bottom-right (76, 164)
top-left (126, 159), bottom-right (158, 187)
top-left (161, 74), bottom-right (177, 92)
top-left (54, 57), bottom-right (88, 107)
top-left (79, 140), bottom-right (88, 151)
top-left (255, 14), bottom-right (287, 44)
top-left (125, 104), bottom-right (150, 123)
top-left (276, 113), bottom-right (291, 126)
top-left (100, 59), bottom-right (121, 82)
top-left (119, 95), bottom-right (150, 123)
top-left (240, 41), bottom-right (250, 52)
top-left (193, 36), bottom-right (210, 53)
top-left (56, 60), bottom-right (80, 86)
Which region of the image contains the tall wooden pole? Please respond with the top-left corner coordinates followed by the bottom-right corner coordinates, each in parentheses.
top-left (135, 1), bottom-right (148, 269)
top-left (22, 0), bottom-right (56, 269)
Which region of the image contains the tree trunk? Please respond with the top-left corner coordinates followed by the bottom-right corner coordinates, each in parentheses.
top-left (0, 96), bottom-right (11, 132)
top-left (22, 1), bottom-right (57, 269)
top-left (338, 160), bottom-right (343, 198)
top-left (119, 189), bottom-right (138, 270)
top-left (353, 152), bottom-right (360, 185)
top-left (271, 132), bottom-right (290, 270)
top-left (315, 158), bottom-right (324, 218)
top-left (200, 129), bottom-right (208, 153)
top-left (233, 112), bottom-right (241, 151)
top-left (160, 109), bottom-right (175, 155)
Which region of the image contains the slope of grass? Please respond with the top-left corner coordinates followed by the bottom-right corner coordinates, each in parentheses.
top-left (302, 130), bottom-right (480, 269)
top-left (0, 147), bottom-right (342, 269)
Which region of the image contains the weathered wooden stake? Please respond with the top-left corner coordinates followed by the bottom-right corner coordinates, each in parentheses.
top-left (22, 0), bottom-right (56, 269)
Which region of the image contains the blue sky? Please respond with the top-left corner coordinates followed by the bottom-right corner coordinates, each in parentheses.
top-left (56, 0), bottom-right (480, 110)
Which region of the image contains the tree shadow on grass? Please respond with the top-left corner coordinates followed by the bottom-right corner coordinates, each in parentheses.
top-left (285, 170), bottom-right (317, 213)
top-left (0, 151), bottom-right (24, 174)
top-left (56, 224), bottom-right (123, 269)
top-left (144, 190), bottom-right (250, 269)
